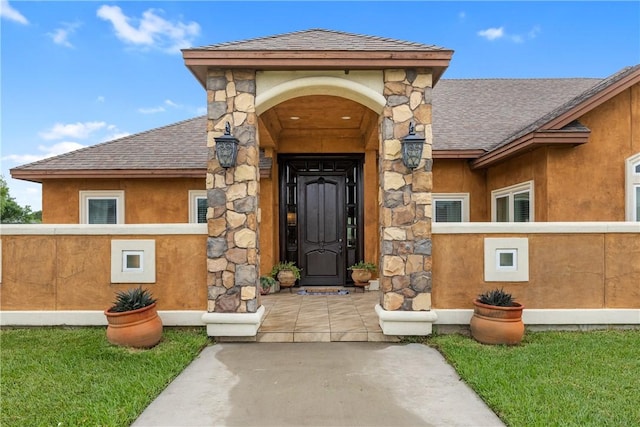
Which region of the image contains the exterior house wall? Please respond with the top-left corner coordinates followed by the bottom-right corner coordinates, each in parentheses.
top-left (3, 226), bottom-right (637, 313)
top-left (0, 231), bottom-right (207, 311)
top-left (432, 230), bottom-right (640, 310)
top-left (432, 159), bottom-right (488, 221)
top-left (42, 178), bottom-right (205, 224)
top-left (482, 83), bottom-right (639, 222)
top-left (546, 85), bottom-right (640, 221)
top-left (485, 148), bottom-right (549, 221)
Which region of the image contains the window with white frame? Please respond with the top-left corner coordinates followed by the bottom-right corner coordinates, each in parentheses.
top-left (625, 153), bottom-right (640, 221)
top-left (491, 181), bottom-right (534, 222)
top-left (80, 191), bottom-right (124, 224)
top-left (189, 190), bottom-right (208, 224)
top-left (433, 193), bottom-right (470, 222)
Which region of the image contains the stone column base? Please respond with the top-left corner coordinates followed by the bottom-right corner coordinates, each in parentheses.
top-left (375, 304), bottom-right (438, 336)
top-left (201, 305), bottom-right (265, 337)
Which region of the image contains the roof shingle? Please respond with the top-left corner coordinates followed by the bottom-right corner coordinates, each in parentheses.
top-left (193, 28), bottom-right (448, 52)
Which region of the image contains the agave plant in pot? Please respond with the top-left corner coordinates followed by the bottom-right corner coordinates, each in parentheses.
top-left (104, 287), bottom-right (163, 349)
top-left (470, 288), bottom-right (524, 345)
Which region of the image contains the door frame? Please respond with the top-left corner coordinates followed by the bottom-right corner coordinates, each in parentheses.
top-left (278, 154), bottom-right (365, 285)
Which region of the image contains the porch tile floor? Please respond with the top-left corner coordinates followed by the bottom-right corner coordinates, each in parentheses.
top-left (256, 289), bottom-right (400, 343)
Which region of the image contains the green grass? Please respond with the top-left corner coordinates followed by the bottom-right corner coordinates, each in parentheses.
top-left (428, 330), bottom-right (640, 427)
top-left (1, 327), bottom-right (210, 427)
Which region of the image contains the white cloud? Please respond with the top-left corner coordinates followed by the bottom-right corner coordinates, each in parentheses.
top-left (528, 25), bottom-right (541, 39)
top-left (39, 121), bottom-right (107, 140)
top-left (48, 22), bottom-right (81, 48)
top-left (138, 106), bottom-right (165, 114)
top-left (96, 96), bottom-right (105, 103)
top-left (478, 25), bottom-right (541, 43)
top-left (0, 0), bottom-right (28, 25)
top-left (96, 5), bottom-right (200, 53)
top-left (137, 99), bottom-right (182, 114)
top-left (478, 27), bottom-right (504, 41)
top-left (458, 11), bottom-right (466, 21)
top-left (2, 141), bottom-right (86, 164)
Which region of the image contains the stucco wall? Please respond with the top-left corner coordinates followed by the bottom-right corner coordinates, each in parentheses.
top-left (483, 83), bottom-right (639, 222)
top-left (3, 226), bottom-right (636, 312)
top-left (432, 229), bottom-right (640, 309)
top-left (485, 148), bottom-right (548, 221)
top-left (547, 85), bottom-right (640, 221)
top-left (433, 159), bottom-right (488, 221)
top-left (0, 230), bottom-right (207, 311)
top-left (42, 178), bottom-right (205, 224)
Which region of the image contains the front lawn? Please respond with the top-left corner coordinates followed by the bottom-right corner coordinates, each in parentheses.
top-left (1, 327), bottom-right (209, 426)
top-left (429, 330), bottom-right (640, 426)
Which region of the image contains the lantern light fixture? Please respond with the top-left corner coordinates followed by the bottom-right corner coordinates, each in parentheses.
top-left (214, 122), bottom-right (239, 168)
top-left (401, 122), bottom-right (425, 169)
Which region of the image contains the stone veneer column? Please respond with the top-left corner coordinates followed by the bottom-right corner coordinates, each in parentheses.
top-left (206, 69), bottom-right (260, 314)
top-left (379, 69), bottom-right (433, 313)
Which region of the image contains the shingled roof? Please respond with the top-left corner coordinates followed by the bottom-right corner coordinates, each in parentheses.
top-left (194, 28), bottom-right (448, 51)
top-left (182, 29), bottom-right (454, 86)
top-left (432, 78), bottom-right (599, 151)
top-left (12, 65), bottom-right (640, 182)
top-left (11, 116), bottom-right (208, 182)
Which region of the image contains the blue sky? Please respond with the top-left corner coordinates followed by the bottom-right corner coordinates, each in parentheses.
top-left (2, 1), bottom-right (639, 211)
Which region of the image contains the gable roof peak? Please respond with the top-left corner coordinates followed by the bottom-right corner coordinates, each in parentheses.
top-left (192, 28), bottom-right (449, 51)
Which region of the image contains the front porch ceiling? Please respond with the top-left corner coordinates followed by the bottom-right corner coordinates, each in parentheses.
top-left (259, 95), bottom-right (379, 149)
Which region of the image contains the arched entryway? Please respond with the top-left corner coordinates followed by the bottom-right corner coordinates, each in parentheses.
top-left (257, 93), bottom-right (380, 285)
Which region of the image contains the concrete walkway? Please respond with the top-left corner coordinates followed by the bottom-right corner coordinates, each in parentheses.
top-left (133, 342), bottom-right (504, 427)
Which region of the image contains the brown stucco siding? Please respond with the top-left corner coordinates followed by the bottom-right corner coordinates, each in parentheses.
top-left (42, 178), bottom-right (205, 224)
top-left (485, 149), bottom-right (548, 221)
top-left (547, 85), bottom-right (639, 221)
top-left (0, 234), bottom-right (207, 311)
top-left (432, 232), bottom-right (639, 310)
top-left (604, 233), bottom-right (640, 308)
top-left (433, 159), bottom-right (488, 221)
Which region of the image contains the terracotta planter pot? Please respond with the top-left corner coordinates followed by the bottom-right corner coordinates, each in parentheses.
top-left (104, 303), bottom-right (163, 348)
top-left (350, 269), bottom-right (372, 286)
top-left (470, 299), bottom-right (525, 345)
top-left (277, 270), bottom-right (297, 288)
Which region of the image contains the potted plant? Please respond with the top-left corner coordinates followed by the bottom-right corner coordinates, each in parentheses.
top-left (470, 288), bottom-right (524, 345)
top-left (270, 261), bottom-right (301, 290)
top-left (348, 261), bottom-right (377, 288)
top-left (260, 275), bottom-right (278, 295)
top-left (104, 287), bottom-right (163, 348)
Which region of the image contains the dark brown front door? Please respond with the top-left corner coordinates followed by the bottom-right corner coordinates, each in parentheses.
top-left (279, 156), bottom-right (364, 287)
top-left (298, 175), bottom-right (345, 285)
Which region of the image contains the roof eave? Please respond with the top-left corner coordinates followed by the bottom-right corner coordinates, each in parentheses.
top-left (182, 49), bottom-right (454, 88)
top-left (433, 150), bottom-right (485, 159)
top-left (542, 67), bottom-right (640, 130)
top-left (470, 130), bottom-right (591, 169)
top-left (10, 168), bottom-right (208, 183)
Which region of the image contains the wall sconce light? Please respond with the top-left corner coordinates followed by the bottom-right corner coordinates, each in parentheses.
top-left (214, 122), bottom-right (239, 168)
top-left (401, 122), bottom-right (425, 169)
